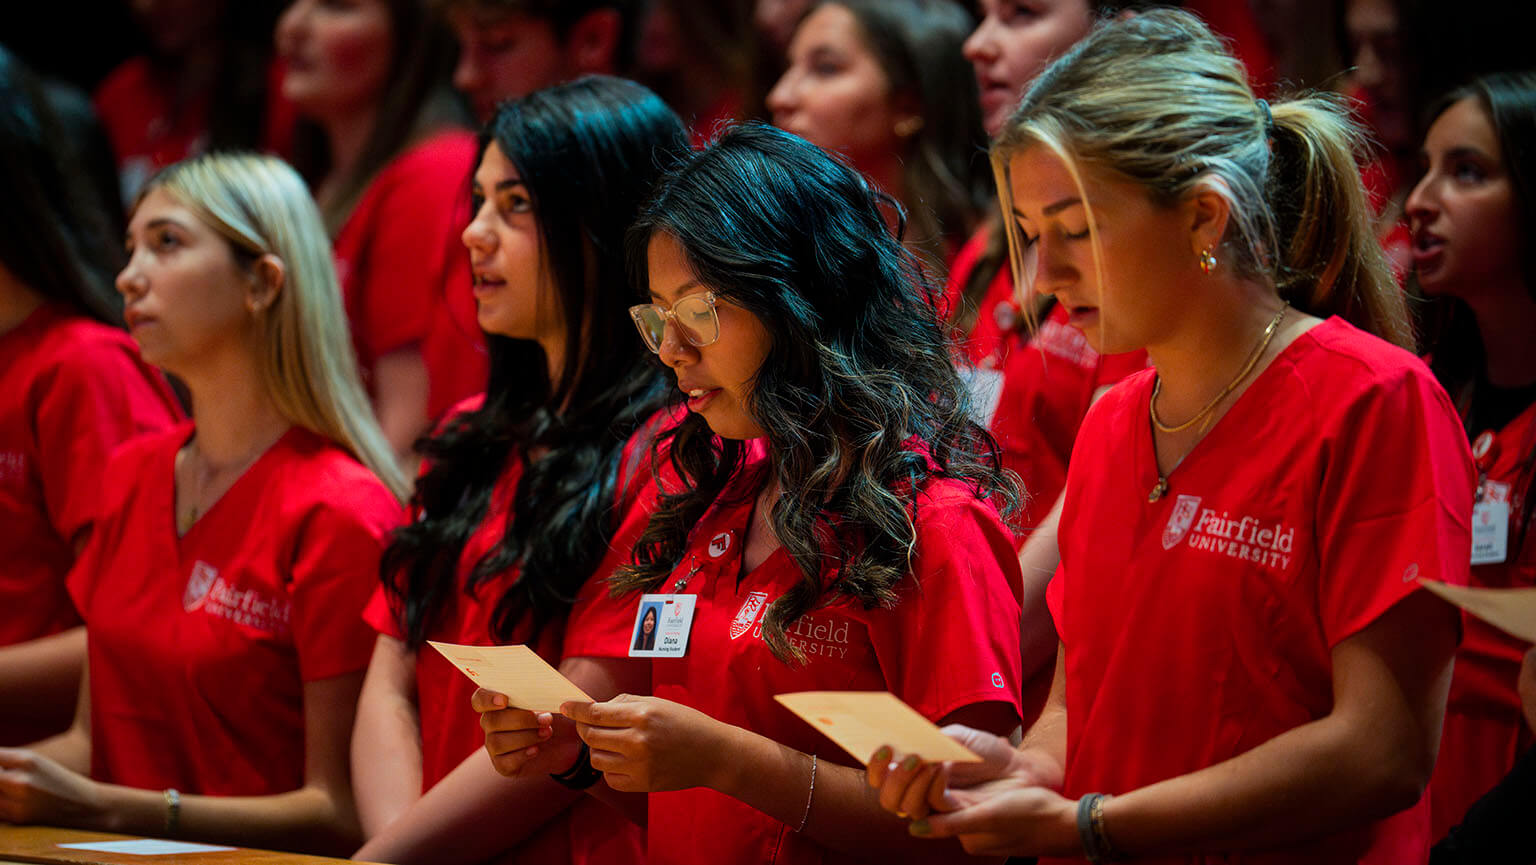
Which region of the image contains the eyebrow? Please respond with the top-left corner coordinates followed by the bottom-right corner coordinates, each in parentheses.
top-left (127, 217), bottom-right (188, 242)
top-left (471, 177), bottom-right (527, 193)
top-left (649, 280), bottom-right (701, 303)
top-left (1011, 197), bottom-right (1083, 222)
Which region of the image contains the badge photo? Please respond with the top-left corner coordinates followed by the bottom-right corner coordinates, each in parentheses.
top-left (628, 593), bottom-right (699, 658)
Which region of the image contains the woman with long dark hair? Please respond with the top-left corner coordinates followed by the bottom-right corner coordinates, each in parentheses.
top-left (1408, 69), bottom-right (1536, 843)
top-left (351, 76), bottom-right (691, 865)
top-left (0, 46), bottom-right (180, 747)
top-left (868, 11), bottom-right (1473, 862)
top-left (476, 123), bottom-right (1026, 865)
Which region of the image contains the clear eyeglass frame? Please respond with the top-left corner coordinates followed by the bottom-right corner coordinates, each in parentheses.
top-left (628, 291), bottom-right (721, 354)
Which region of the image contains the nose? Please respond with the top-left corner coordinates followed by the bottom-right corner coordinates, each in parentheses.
top-left (275, 0), bottom-right (308, 50)
top-left (766, 68), bottom-right (798, 119)
top-left (1353, 41), bottom-right (1384, 91)
top-left (453, 48), bottom-right (482, 98)
top-left (655, 318), bottom-right (696, 368)
top-left (116, 252), bottom-right (146, 299)
top-left (1029, 230), bottom-right (1077, 297)
top-left (963, 18), bottom-right (995, 64)
top-left (461, 204), bottom-right (497, 255)
top-left (1404, 169), bottom-right (1438, 225)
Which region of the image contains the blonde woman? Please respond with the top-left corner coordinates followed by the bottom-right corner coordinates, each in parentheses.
top-left (0, 153), bottom-right (404, 856)
top-left (868, 11), bottom-right (1475, 863)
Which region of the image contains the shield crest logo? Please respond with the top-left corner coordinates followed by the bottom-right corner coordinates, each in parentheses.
top-left (1161, 495), bottom-right (1202, 550)
top-left (730, 591), bottom-right (769, 640)
top-left (183, 560), bottom-right (220, 611)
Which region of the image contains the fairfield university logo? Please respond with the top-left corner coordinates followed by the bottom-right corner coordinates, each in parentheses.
top-left (1162, 495), bottom-right (1296, 572)
top-left (730, 592), bottom-right (769, 639)
top-left (182, 560), bottom-right (292, 636)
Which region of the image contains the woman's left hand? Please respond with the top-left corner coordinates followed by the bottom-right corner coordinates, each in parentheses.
top-left (562, 695), bottom-right (736, 793)
top-left (907, 776), bottom-right (1081, 858)
top-left (0, 748), bottom-right (107, 828)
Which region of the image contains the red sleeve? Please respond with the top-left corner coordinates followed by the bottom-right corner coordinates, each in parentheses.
top-left (351, 133), bottom-right (477, 360)
top-left (66, 432), bottom-right (169, 618)
top-left (1046, 563), bottom-right (1065, 640)
top-left (362, 583), bottom-right (405, 639)
top-left (36, 338), bottom-right (178, 541)
top-left (866, 490), bottom-right (1025, 723)
top-left (289, 482), bottom-right (403, 681)
top-left (1315, 366), bottom-right (1475, 645)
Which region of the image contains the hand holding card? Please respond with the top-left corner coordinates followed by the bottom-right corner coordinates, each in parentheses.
top-left (429, 642), bottom-right (592, 713)
top-left (775, 691), bottom-right (982, 765)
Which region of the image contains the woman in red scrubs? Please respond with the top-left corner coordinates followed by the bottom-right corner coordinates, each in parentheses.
top-left (0, 47), bottom-right (180, 746)
top-left (477, 123), bottom-right (1027, 865)
top-left (1408, 70), bottom-right (1536, 843)
top-left (869, 11), bottom-right (1474, 863)
top-left (350, 76), bottom-right (692, 865)
top-left (0, 153), bottom-right (405, 854)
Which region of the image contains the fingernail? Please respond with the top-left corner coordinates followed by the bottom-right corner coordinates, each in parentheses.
top-left (901, 755), bottom-right (920, 772)
top-left (494, 695), bottom-right (507, 707)
top-left (909, 819), bottom-right (931, 836)
top-left (871, 746), bottom-right (892, 764)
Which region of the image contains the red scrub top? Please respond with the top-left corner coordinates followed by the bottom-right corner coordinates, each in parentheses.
top-left (1046, 317), bottom-right (1474, 865)
top-left (645, 447), bottom-right (1025, 865)
top-left (1431, 399), bottom-right (1536, 838)
top-left (331, 129), bottom-right (487, 423)
top-left (94, 57), bottom-right (295, 202)
top-left (67, 424), bottom-right (399, 795)
top-left (364, 398), bottom-right (667, 864)
top-left (0, 304), bottom-right (180, 743)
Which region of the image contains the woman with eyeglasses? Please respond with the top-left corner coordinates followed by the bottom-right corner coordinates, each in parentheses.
top-left (350, 76), bottom-right (691, 865)
top-left (475, 122), bottom-right (1025, 865)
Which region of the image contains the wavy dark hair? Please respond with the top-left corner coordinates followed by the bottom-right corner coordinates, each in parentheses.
top-left (381, 76), bottom-right (690, 645)
top-left (611, 123), bottom-right (1018, 664)
top-left (0, 46), bottom-right (123, 325)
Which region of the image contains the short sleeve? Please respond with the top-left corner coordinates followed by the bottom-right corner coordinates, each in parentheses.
top-left (288, 484), bottom-right (403, 681)
top-left (36, 338), bottom-right (177, 541)
top-left (1315, 367), bottom-right (1475, 645)
top-left (362, 583), bottom-right (404, 639)
top-left (66, 433), bottom-right (168, 620)
top-left (1046, 563), bottom-right (1066, 639)
top-left (866, 490), bottom-right (1025, 723)
top-left (351, 133), bottom-right (476, 360)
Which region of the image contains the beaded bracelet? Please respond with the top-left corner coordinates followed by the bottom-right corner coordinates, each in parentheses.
top-left (794, 755), bottom-right (818, 832)
top-left (1076, 793), bottom-right (1120, 863)
top-left (162, 788), bottom-right (181, 836)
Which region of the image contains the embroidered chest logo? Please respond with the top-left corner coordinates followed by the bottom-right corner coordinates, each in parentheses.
top-left (1162, 495), bottom-right (1203, 550)
top-left (708, 531), bottom-right (732, 558)
top-left (730, 591), bottom-right (769, 640)
top-left (182, 560), bottom-right (292, 636)
top-left (1167, 497), bottom-right (1297, 572)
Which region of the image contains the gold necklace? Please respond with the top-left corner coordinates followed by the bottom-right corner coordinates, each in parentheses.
top-left (176, 438), bottom-right (271, 535)
top-left (1147, 302), bottom-right (1288, 503)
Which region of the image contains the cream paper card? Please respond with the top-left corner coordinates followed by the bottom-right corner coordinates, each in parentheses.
top-left (428, 641), bottom-right (592, 712)
top-left (1419, 579), bottom-right (1536, 643)
top-left (775, 691), bottom-right (982, 764)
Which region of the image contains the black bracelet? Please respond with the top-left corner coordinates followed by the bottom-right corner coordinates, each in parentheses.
top-left (549, 743), bottom-right (604, 790)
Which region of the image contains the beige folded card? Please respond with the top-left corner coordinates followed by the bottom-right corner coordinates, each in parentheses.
top-left (1419, 579), bottom-right (1536, 643)
top-left (775, 691), bottom-right (982, 764)
top-left (428, 641), bottom-right (592, 713)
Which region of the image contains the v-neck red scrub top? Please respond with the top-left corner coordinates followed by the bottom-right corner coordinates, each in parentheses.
top-left (1430, 399), bottom-right (1536, 838)
top-left (1047, 317), bottom-right (1474, 865)
top-left (644, 448), bottom-right (1026, 865)
top-left (67, 423), bottom-right (400, 794)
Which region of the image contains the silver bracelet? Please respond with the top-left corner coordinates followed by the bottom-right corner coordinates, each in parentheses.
top-left (162, 788), bottom-right (181, 836)
top-left (795, 754), bottom-right (818, 832)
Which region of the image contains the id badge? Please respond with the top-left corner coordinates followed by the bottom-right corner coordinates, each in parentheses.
top-left (1471, 480), bottom-right (1512, 566)
top-left (628, 594), bottom-right (698, 658)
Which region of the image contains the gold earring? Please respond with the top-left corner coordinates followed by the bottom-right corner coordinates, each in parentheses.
top-left (1198, 247), bottom-right (1218, 275)
top-left (894, 116), bottom-right (924, 138)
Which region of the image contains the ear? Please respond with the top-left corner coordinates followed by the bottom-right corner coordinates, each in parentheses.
top-left (1183, 180), bottom-right (1233, 262)
top-left (891, 90), bottom-right (924, 140)
top-left (246, 254), bottom-right (286, 314)
top-left (565, 9), bottom-right (621, 75)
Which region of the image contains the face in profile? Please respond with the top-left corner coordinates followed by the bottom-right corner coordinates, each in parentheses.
top-left (1007, 145), bottom-right (1198, 355)
top-left (276, 0), bottom-right (394, 119)
top-left (766, 3), bottom-right (915, 176)
top-left (641, 232), bottom-right (772, 441)
top-left (965, 0), bottom-right (1095, 138)
top-left (1406, 97), bottom-right (1520, 299)
top-left (116, 188), bottom-right (264, 374)
top-left (1344, 0), bottom-right (1412, 152)
top-left (462, 141), bottom-right (562, 343)
top-left (448, 9), bottom-right (569, 123)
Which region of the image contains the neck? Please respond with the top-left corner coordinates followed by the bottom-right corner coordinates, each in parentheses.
top-left (537, 333), bottom-right (568, 399)
top-left (316, 103), bottom-right (382, 209)
top-left (1466, 287), bottom-right (1536, 388)
top-left (179, 343), bottom-right (291, 467)
top-left (1144, 276), bottom-right (1287, 422)
top-left (0, 271), bottom-right (46, 337)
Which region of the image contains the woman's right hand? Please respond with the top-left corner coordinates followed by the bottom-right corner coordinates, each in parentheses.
top-left (866, 725), bottom-right (1054, 821)
top-left (470, 688), bottom-right (581, 777)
